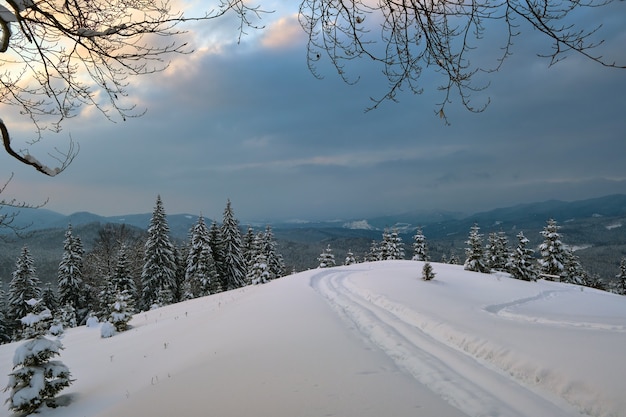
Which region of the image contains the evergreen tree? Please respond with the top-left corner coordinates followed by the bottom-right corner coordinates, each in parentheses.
top-left (8, 246), bottom-right (42, 339)
top-left (57, 304), bottom-right (77, 329)
top-left (366, 240), bottom-right (380, 262)
top-left (318, 244), bottom-right (336, 268)
top-left (249, 251), bottom-right (270, 285)
top-left (208, 220), bottom-right (226, 289)
top-left (141, 195), bottom-right (177, 310)
top-left (379, 228), bottom-right (404, 260)
top-left (344, 249), bottom-right (357, 265)
top-left (0, 288), bottom-right (9, 344)
top-left (220, 200), bottom-right (247, 290)
top-left (185, 215), bottom-right (219, 297)
top-left (102, 290), bottom-right (134, 336)
top-left (616, 258), bottom-right (626, 295)
top-left (562, 249), bottom-right (588, 285)
top-left (538, 218), bottom-right (566, 281)
top-left (5, 299), bottom-right (72, 414)
top-left (412, 227), bottom-right (429, 261)
top-left (422, 262), bottom-right (436, 281)
top-left (486, 231), bottom-right (509, 271)
top-left (464, 224), bottom-right (489, 273)
top-left (506, 232), bottom-right (537, 281)
top-left (112, 244), bottom-right (137, 300)
top-left (242, 226), bottom-right (256, 275)
top-left (41, 283), bottom-right (59, 315)
top-left (261, 225), bottom-right (285, 280)
top-left (57, 224), bottom-right (84, 312)
top-left (449, 253), bottom-right (460, 265)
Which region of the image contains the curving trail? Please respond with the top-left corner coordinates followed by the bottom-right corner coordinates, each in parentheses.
top-left (311, 268), bottom-right (583, 417)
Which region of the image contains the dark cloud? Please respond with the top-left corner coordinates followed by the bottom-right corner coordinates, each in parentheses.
top-left (5, 7), bottom-right (626, 221)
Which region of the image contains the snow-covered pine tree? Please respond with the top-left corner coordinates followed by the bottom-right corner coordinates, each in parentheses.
top-left (220, 200), bottom-right (247, 290)
top-left (261, 225), bottom-right (285, 280)
top-left (249, 251), bottom-right (270, 285)
top-left (318, 244), bottom-right (336, 268)
top-left (112, 244), bottom-right (137, 302)
top-left (412, 227), bottom-right (429, 261)
top-left (538, 219), bottom-right (566, 281)
top-left (449, 253), bottom-right (460, 265)
top-left (242, 226), bottom-right (256, 277)
top-left (506, 231), bottom-right (537, 281)
top-left (7, 246), bottom-right (42, 340)
top-left (101, 291), bottom-right (134, 337)
top-left (57, 224), bottom-right (84, 313)
top-left (344, 249), bottom-right (357, 265)
top-left (185, 215), bottom-right (219, 297)
top-left (245, 233), bottom-right (262, 285)
top-left (5, 299), bottom-right (72, 414)
top-left (422, 262), bottom-right (436, 281)
top-left (141, 195), bottom-right (178, 310)
top-left (562, 249), bottom-right (589, 285)
top-left (485, 231), bottom-right (509, 272)
top-left (616, 258), bottom-right (626, 295)
top-left (42, 283), bottom-right (59, 315)
top-left (0, 288), bottom-right (9, 344)
top-left (366, 240), bottom-right (380, 262)
top-left (464, 224), bottom-right (489, 273)
top-left (379, 228), bottom-right (405, 260)
top-left (208, 220), bottom-right (226, 290)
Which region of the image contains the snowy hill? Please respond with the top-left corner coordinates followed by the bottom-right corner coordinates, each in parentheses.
top-left (2, 261), bottom-right (626, 417)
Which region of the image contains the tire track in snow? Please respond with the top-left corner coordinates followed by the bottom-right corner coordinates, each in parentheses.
top-left (311, 269), bottom-right (583, 417)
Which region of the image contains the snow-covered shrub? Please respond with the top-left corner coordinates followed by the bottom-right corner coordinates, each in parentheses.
top-left (100, 322), bottom-right (116, 338)
top-left (5, 299), bottom-right (72, 414)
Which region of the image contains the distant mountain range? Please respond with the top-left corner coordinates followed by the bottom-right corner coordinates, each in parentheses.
top-left (4, 193), bottom-right (626, 240)
top-left (1, 194), bottom-right (625, 282)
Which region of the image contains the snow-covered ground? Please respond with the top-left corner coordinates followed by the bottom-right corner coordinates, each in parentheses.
top-left (2, 261), bottom-right (625, 417)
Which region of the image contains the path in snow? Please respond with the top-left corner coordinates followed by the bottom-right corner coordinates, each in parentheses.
top-left (311, 268), bottom-right (583, 417)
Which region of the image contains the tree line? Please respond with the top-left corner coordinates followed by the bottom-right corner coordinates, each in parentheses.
top-left (0, 196), bottom-right (286, 344)
top-left (317, 221), bottom-right (626, 294)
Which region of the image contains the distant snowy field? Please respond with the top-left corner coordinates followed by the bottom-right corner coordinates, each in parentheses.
top-left (2, 261), bottom-right (625, 417)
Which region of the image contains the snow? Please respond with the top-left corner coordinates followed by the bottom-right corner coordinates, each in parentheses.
top-left (342, 219), bottom-right (373, 230)
top-left (2, 260), bottom-right (625, 417)
top-left (606, 222), bottom-right (622, 230)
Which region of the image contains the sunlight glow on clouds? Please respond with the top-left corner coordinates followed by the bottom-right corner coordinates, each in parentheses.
top-left (260, 14), bottom-right (305, 49)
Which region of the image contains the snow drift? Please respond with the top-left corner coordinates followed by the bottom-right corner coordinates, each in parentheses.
top-left (1, 261), bottom-right (625, 417)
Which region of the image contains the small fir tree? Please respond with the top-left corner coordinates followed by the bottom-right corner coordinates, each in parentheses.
top-left (616, 258), bottom-right (626, 295)
top-left (8, 246), bottom-right (42, 339)
top-left (562, 249), bottom-right (589, 285)
top-left (344, 249), bottom-right (357, 265)
top-left (0, 289), bottom-right (9, 344)
top-left (5, 299), bottom-right (72, 414)
top-left (366, 240), bottom-right (380, 262)
top-left (422, 262), bottom-right (436, 281)
top-left (318, 244), bottom-right (336, 268)
top-left (485, 231), bottom-right (509, 271)
top-left (101, 291), bottom-right (134, 337)
top-left (506, 232), bottom-right (537, 281)
top-left (57, 224), bottom-right (84, 312)
top-left (249, 252), bottom-right (270, 285)
top-left (464, 224), bottom-right (489, 273)
top-left (262, 225), bottom-right (285, 280)
top-left (412, 227), bottom-right (429, 261)
top-left (538, 219), bottom-right (566, 281)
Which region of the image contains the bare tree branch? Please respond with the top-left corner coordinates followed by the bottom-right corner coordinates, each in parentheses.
top-left (299, 0), bottom-right (625, 121)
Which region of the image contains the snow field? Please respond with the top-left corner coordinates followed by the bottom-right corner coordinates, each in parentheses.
top-left (1, 260), bottom-right (625, 417)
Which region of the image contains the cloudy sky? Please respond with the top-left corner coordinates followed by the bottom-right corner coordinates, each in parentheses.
top-left (2, 1), bottom-right (625, 222)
